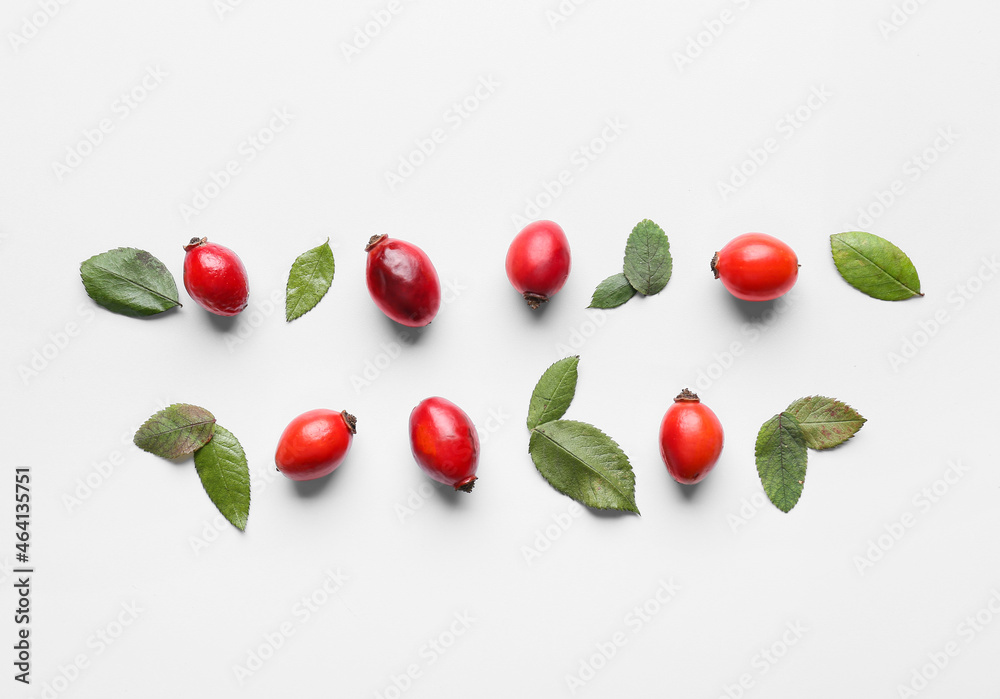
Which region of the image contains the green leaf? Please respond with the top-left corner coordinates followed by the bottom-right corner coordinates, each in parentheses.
top-left (830, 232), bottom-right (923, 301)
top-left (80, 248), bottom-right (181, 317)
top-left (755, 413), bottom-right (809, 513)
top-left (286, 239), bottom-right (336, 321)
top-left (785, 396), bottom-right (866, 450)
top-left (527, 356), bottom-right (579, 430)
top-left (133, 404), bottom-right (216, 459)
top-left (623, 219), bottom-right (672, 296)
top-left (529, 420), bottom-right (639, 514)
top-left (193, 425), bottom-right (250, 532)
top-left (588, 273), bottom-right (637, 309)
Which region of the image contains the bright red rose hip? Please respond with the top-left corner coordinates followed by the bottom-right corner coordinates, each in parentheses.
top-left (365, 235), bottom-right (441, 327)
top-left (275, 409), bottom-right (357, 481)
top-left (711, 233), bottom-right (798, 302)
top-left (505, 220), bottom-right (571, 309)
top-left (659, 389), bottom-right (724, 485)
top-left (409, 397), bottom-right (480, 492)
top-left (183, 237), bottom-right (250, 316)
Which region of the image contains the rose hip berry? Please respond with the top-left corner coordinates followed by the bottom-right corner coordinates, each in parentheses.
top-left (182, 237), bottom-right (250, 316)
top-left (409, 397), bottom-right (480, 492)
top-left (275, 409), bottom-right (357, 481)
top-left (365, 235), bottom-right (441, 327)
top-left (711, 233), bottom-right (799, 302)
top-left (505, 220), bottom-right (571, 309)
top-left (659, 389), bottom-right (724, 485)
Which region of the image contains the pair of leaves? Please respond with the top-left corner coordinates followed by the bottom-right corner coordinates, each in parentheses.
top-left (134, 404), bottom-right (250, 531)
top-left (526, 357), bottom-right (639, 514)
top-left (831, 231), bottom-right (922, 301)
top-left (589, 220), bottom-right (672, 309)
top-left (286, 239), bottom-right (335, 321)
top-left (755, 397), bottom-right (866, 513)
top-left (81, 248), bottom-right (181, 317)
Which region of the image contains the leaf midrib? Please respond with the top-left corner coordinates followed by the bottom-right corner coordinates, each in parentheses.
top-left (88, 262), bottom-right (178, 305)
top-left (196, 442), bottom-right (248, 525)
top-left (532, 424), bottom-right (635, 510)
top-left (287, 257), bottom-right (324, 317)
top-left (835, 237), bottom-right (921, 296)
top-left (143, 418), bottom-right (215, 437)
top-left (531, 365), bottom-right (576, 429)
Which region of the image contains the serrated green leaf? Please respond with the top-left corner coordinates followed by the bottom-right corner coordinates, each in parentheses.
top-left (81, 248), bottom-right (181, 317)
top-left (529, 420), bottom-right (639, 514)
top-left (755, 413), bottom-right (808, 513)
top-left (286, 239), bottom-right (335, 321)
top-left (785, 396), bottom-right (866, 450)
top-left (623, 219), bottom-right (672, 296)
top-left (133, 404), bottom-right (216, 459)
top-left (830, 232), bottom-right (923, 301)
top-left (527, 356), bottom-right (579, 430)
top-left (193, 425), bottom-right (250, 532)
top-left (588, 273), bottom-right (637, 309)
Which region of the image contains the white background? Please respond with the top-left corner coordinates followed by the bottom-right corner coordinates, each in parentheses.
top-left (2, 1), bottom-right (1000, 697)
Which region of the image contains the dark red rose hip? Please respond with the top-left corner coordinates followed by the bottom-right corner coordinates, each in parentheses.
top-left (365, 235), bottom-right (441, 327)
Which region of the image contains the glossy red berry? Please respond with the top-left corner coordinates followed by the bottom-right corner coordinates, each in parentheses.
top-left (505, 220), bottom-right (571, 309)
top-left (275, 409), bottom-right (357, 481)
top-left (365, 235), bottom-right (441, 327)
top-left (182, 237), bottom-right (250, 316)
top-left (711, 233), bottom-right (798, 302)
top-left (659, 389), bottom-right (724, 485)
top-left (409, 397), bottom-right (480, 492)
